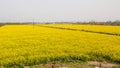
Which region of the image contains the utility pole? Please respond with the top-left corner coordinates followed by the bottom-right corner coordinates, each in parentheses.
top-left (33, 19), bottom-right (35, 30)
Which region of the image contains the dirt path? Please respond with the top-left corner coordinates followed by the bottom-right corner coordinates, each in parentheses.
top-left (24, 61), bottom-right (120, 68)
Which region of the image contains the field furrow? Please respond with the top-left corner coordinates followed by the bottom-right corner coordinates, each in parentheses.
top-left (40, 24), bottom-right (120, 35)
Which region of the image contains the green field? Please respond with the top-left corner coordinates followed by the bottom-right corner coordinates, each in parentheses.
top-left (0, 24), bottom-right (120, 67)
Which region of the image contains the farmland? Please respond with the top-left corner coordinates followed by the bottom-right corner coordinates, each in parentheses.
top-left (41, 24), bottom-right (120, 36)
top-left (0, 24), bottom-right (120, 67)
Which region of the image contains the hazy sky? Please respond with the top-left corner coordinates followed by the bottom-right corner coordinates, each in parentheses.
top-left (0, 0), bottom-right (120, 22)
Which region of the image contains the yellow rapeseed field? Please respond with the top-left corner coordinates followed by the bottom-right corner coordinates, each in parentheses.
top-left (42, 24), bottom-right (120, 35)
top-left (0, 24), bottom-right (120, 67)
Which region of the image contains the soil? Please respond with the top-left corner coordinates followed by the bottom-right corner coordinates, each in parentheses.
top-left (24, 61), bottom-right (120, 68)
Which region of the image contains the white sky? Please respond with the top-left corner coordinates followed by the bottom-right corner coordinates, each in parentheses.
top-left (0, 0), bottom-right (120, 22)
